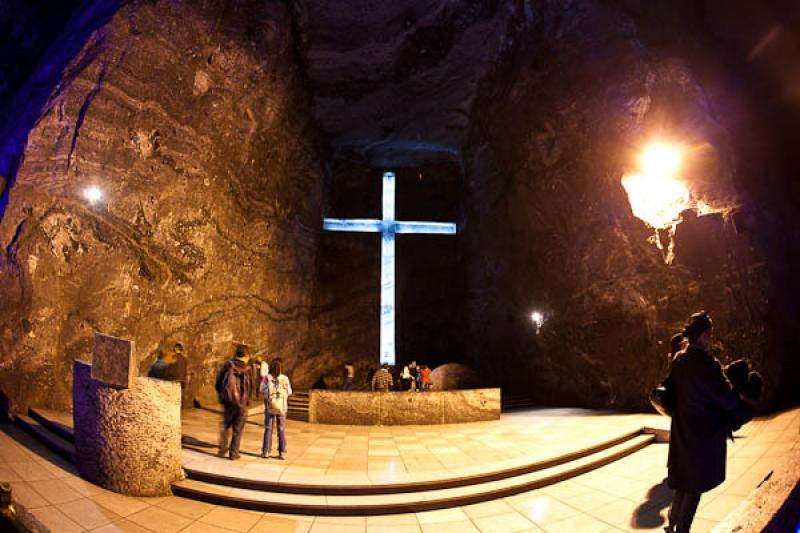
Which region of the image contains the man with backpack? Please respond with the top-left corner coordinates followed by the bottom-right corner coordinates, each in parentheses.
top-left (214, 344), bottom-right (253, 460)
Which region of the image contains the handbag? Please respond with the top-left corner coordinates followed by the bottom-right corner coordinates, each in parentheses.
top-left (649, 375), bottom-right (674, 417)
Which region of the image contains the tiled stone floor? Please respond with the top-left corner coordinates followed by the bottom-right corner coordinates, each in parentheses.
top-left (2, 406), bottom-right (797, 532)
top-left (180, 407), bottom-right (666, 485)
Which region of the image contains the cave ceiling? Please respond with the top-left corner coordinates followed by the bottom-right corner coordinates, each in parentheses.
top-left (297, 0), bottom-right (514, 167)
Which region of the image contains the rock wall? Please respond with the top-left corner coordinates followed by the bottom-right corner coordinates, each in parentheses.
top-left (461, 0), bottom-right (799, 409)
top-left (1, 0), bottom-right (798, 413)
top-left (0, 0), bottom-right (323, 410)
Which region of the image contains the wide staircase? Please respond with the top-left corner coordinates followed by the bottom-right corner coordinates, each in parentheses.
top-left (14, 406), bottom-right (657, 516)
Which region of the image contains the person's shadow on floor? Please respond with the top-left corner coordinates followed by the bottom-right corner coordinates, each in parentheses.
top-left (631, 478), bottom-right (673, 529)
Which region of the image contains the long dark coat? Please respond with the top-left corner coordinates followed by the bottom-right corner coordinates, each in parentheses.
top-left (667, 345), bottom-right (739, 493)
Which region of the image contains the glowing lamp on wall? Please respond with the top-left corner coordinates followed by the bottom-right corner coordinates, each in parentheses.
top-left (621, 143), bottom-right (690, 230)
top-left (83, 186), bottom-right (104, 204)
top-left (530, 311), bottom-right (545, 333)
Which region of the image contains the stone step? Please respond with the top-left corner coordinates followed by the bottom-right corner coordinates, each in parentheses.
top-left (28, 407), bottom-right (75, 443)
top-left (172, 434), bottom-right (655, 515)
top-left (13, 414), bottom-right (75, 464)
top-left (182, 428), bottom-right (644, 495)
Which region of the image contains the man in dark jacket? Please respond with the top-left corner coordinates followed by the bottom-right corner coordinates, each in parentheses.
top-left (666, 311), bottom-right (739, 532)
top-left (215, 344), bottom-right (252, 460)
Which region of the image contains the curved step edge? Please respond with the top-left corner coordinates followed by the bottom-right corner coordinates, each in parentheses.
top-left (172, 434), bottom-right (655, 515)
top-left (182, 427), bottom-right (644, 495)
top-left (13, 414), bottom-right (76, 464)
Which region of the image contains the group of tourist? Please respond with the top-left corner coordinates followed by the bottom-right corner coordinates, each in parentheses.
top-left (214, 345), bottom-right (292, 461)
top-left (155, 312), bottom-right (762, 533)
top-left (365, 361), bottom-right (431, 392)
top-left (662, 311), bottom-right (763, 533)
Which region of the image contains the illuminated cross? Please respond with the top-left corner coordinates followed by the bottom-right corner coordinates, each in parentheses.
top-left (323, 171), bottom-right (457, 366)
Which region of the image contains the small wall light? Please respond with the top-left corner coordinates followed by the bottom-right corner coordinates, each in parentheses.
top-left (530, 311), bottom-right (545, 333)
top-left (83, 186), bottom-right (103, 204)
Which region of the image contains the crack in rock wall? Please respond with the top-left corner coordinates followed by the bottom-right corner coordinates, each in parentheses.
top-left (0, 0), bottom-right (324, 410)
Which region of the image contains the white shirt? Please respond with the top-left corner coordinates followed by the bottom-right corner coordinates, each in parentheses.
top-left (262, 374), bottom-right (292, 415)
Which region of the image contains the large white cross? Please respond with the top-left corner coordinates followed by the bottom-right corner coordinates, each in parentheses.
top-left (323, 171), bottom-right (457, 366)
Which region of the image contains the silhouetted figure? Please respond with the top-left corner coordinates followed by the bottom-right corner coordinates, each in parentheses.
top-left (723, 359), bottom-right (763, 438)
top-left (261, 359), bottom-right (292, 459)
top-left (670, 333), bottom-right (688, 358)
top-left (343, 362), bottom-right (354, 390)
top-left (312, 375), bottom-right (328, 389)
top-left (148, 349), bottom-right (176, 380)
top-left (366, 367), bottom-right (376, 388)
top-left (666, 311), bottom-right (739, 533)
top-left (371, 363), bottom-right (393, 392)
top-left (172, 342), bottom-right (187, 384)
top-left (215, 345), bottom-right (252, 460)
top-left (148, 344), bottom-right (187, 386)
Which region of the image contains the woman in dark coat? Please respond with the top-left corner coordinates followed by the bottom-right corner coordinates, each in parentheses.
top-left (666, 311), bottom-right (739, 532)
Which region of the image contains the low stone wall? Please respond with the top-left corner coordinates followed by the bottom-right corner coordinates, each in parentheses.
top-left (72, 361), bottom-right (183, 496)
top-left (713, 446), bottom-right (800, 533)
top-left (308, 388), bottom-right (501, 425)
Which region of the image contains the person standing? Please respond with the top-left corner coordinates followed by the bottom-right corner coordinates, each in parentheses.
top-left (408, 361), bottom-right (420, 391)
top-left (343, 362), bottom-right (355, 390)
top-left (261, 359), bottom-right (292, 460)
top-left (215, 345), bottom-right (252, 460)
top-left (371, 363), bottom-right (393, 392)
top-left (666, 311), bottom-right (739, 533)
top-left (172, 342), bottom-right (187, 384)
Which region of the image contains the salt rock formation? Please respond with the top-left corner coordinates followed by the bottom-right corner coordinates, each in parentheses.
top-left (1, 0), bottom-right (799, 412)
top-left (460, 0), bottom-right (797, 408)
top-left (0, 0), bottom-right (322, 410)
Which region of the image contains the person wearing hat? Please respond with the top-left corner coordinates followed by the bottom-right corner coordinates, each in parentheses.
top-left (665, 311), bottom-right (740, 533)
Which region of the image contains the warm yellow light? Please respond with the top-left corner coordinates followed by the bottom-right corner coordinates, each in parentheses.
top-left (621, 142), bottom-right (690, 229)
top-left (639, 143), bottom-right (682, 179)
top-left (622, 173), bottom-right (690, 229)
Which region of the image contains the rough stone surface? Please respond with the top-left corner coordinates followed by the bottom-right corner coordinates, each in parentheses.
top-left (90, 332), bottom-right (135, 388)
top-left (308, 388), bottom-right (500, 425)
top-left (0, 0), bottom-right (323, 411)
top-left (72, 360), bottom-right (182, 496)
top-left (1, 0), bottom-right (800, 413)
top-left (429, 363), bottom-right (483, 391)
top-left (441, 389), bottom-right (501, 424)
top-left (712, 445), bottom-right (800, 532)
top-left (457, 0), bottom-right (800, 409)
top-left (310, 390), bottom-right (380, 426)
top-left (294, 0), bottom-right (516, 167)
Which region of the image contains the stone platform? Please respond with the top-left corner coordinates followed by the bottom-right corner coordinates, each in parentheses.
top-left (7, 406), bottom-right (798, 530)
top-left (308, 389), bottom-right (501, 425)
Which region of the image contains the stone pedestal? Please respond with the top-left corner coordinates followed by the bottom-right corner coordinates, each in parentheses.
top-left (72, 360), bottom-right (183, 496)
top-left (308, 388), bottom-right (501, 425)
